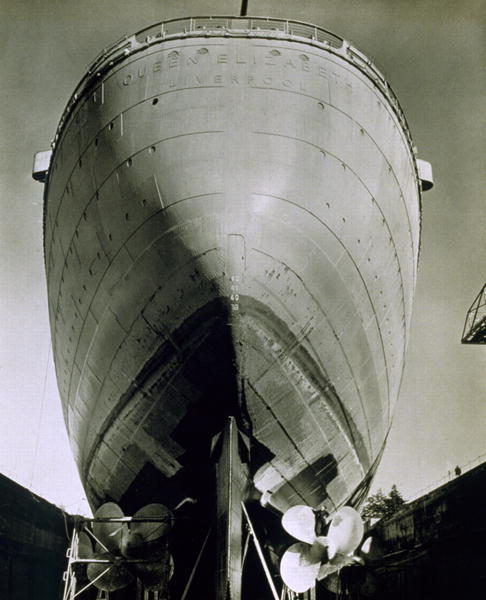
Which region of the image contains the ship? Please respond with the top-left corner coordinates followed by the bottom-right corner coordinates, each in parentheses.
top-left (33, 13), bottom-right (433, 600)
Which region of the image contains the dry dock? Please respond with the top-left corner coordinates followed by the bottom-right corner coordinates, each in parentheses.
top-left (1, 461), bottom-right (485, 598)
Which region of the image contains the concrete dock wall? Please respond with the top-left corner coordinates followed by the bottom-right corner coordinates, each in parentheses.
top-left (0, 473), bottom-right (72, 600)
top-left (364, 461), bottom-right (486, 598)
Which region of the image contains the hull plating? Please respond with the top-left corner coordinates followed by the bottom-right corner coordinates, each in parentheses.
top-left (44, 30), bottom-right (420, 515)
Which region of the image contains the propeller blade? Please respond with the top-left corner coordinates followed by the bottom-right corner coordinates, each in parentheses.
top-left (282, 505), bottom-right (316, 544)
top-left (93, 502), bottom-right (126, 554)
top-left (122, 503), bottom-right (173, 558)
top-left (86, 552), bottom-right (134, 591)
top-left (169, 553), bottom-right (174, 580)
top-left (280, 542), bottom-right (321, 593)
top-left (77, 531), bottom-right (93, 558)
top-left (132, 503), bottom-right (173, 542)
top-left (327, 506), bottom-right (364, 558)
top-left (132, 552), bottom-right (174, 591)
top-left (73, 531), bottom-right (93, 585)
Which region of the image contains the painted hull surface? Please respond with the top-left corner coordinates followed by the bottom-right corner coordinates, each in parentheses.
top-left (43, 19), bottom-right (421, 517)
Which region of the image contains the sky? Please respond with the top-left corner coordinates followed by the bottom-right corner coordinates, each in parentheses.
top-left (0, 0), bottom-right (484, 517)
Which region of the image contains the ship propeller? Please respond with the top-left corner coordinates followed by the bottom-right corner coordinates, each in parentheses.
top-left (280, 505), bottom-right (364, 594)
top-left (122, 503), bottom-right (174, 590)
top-left (79, 502), bottom-right (174, 592)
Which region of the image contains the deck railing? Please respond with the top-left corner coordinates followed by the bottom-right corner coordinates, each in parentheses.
top-left (405, 453), bottom-right (486, 503)
top-left (51, 16), bottom-right (414, 154)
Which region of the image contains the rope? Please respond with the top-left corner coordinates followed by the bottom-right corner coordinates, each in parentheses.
top-left (242, 531), bottom-right (250, 566)
top-left (181, 523), bottom-right (213, 600)
top-left (29, 341), bottom-right (51, 488)
top-left (241, 502), bottom-right (280, 600)
top-left (83, 524), bottom-right (110, 553)
top-left (73, 567), bottom-right (112, 598)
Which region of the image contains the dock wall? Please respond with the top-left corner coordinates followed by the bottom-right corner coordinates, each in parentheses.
top-left (0, 473), bottom-right (73, 600)
top-left (363, 462), bottom-right (486, 598)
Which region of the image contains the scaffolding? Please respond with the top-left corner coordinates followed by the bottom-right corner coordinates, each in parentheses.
top-left (461, 283), bottom-right (486, 344)
top-left (62, 514), bottom-right (171, 600)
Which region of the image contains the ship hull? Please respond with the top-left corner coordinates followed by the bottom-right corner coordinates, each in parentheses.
top-left (43, 23), bottom-right (420, 519)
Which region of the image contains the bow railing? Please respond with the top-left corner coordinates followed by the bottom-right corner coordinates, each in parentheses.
top-left (51, 16), bottom-right (414, 154)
